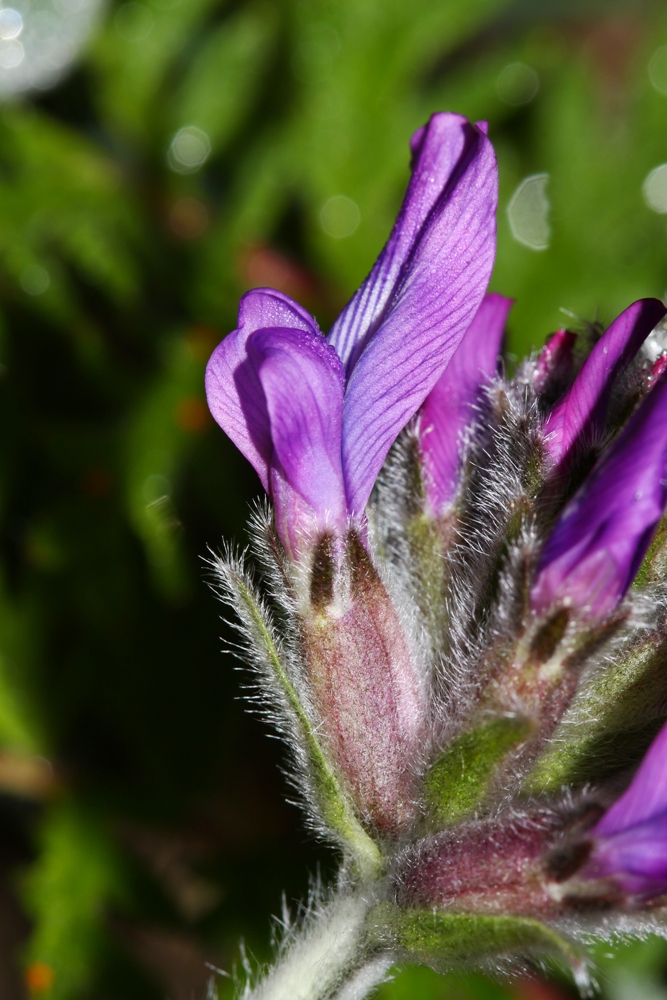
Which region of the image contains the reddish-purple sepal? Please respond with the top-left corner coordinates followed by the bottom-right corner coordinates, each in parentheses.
top-left (534, 328), bottom-right (577, 404)
top-left (394, 812), bottom-right (561, 919)
top-left (303, 533), bottom-right (427, 835)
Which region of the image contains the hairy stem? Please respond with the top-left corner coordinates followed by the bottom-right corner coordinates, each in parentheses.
top-left (243, 887), bottom-right (394, 1000)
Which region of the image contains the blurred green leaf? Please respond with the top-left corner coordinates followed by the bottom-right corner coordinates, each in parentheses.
top-left (170, 2), bottom-right (278, 156)
top-left (124, 327), bottom-right (211, 597)
top-left (21, 802), bottom-right (123, 1000)
top-left (92, 0), bottom-right (228, 141)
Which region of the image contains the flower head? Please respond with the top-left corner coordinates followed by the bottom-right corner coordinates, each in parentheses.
top-left (206, 113), bottom-right (497, 558)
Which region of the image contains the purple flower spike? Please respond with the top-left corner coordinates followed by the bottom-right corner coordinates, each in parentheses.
top-left (531, 373), bottom-right (667, 620)
top-left (580, 719), bottom-right (667, 898)
top-left (543, 298), bottom-right (666, 466)
top-left (418, 293), bottom-right (512, 512)
top-left (206, 114), bottom-right (497, 556)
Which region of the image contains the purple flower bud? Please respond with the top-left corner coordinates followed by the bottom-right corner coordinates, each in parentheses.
top-left (531, 372), bottom-right (667, 620)
top-left (543, 299), bottom-right (666, 466)
top-left (206, 113), bottom-right (498, 556)
top-left (579, 719), bottom-right (667, 898)
top-left (418, 293), bottom-right (512, 513)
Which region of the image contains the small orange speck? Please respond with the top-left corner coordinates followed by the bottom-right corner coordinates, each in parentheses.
top-left (26, 961), bottom-right (55, 993)
top-left (175, 397), bottom-right (209, 433)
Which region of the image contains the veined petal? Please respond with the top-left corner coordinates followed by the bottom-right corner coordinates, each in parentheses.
top-left (328, 113), bottom-right (476, 373)
top-left (342, 126), bottom-right (498, 515)
top-left (205, 288), bottom-right (320, 490)
top-left (419, 293), bottom-right (511, 512)
top-left (532, 374), bottom-right (667, 620)
top-left (250, 328), bottom-right (347, 556)
top-left (543, 299), bottom-right (666, 465)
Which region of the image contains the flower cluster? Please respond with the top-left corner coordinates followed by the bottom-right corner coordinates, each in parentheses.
top-left (206, 113), bottom-right (667, 998)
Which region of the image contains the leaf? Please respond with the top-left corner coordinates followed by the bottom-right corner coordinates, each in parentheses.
top-left (424, 717), bottom-right (531, 825)
top-left (368, 902), bottom-right (586, 980)
top-left (91, 0), bottom-right (226, 141)
top-left (525, 634), bottom-right (667, 793)
top-left (21, 802), bottom-right (123, 1000)
top-left (123, 328), bottom-right (211, 599)
top-left (0, 108), bottom-right (141, 322)
top-left (0, 577), bottom-right (46, 755)
top-left (170, 2), bottom-right (277, 156)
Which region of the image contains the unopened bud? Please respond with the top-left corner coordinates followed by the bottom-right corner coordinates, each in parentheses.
top-left (302, 532), bottom-right (427, 836)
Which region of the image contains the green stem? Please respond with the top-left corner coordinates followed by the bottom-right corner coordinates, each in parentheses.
top-left (244, 889), bottom-right (393, 1000)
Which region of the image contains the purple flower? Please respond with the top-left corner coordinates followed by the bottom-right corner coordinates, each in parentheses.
top-left (543, 298), bottom-right (666, 466)
top-left (418, 292), bottom-right (512, 513)
top-left (531, 371), bottom-right (667, 620)
top-left (206, 113), bottom-right (497, 557)
top-left (580, 718), bottom-right (667, 898)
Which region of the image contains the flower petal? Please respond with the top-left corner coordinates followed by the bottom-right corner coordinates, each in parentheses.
top-left (585, 813), bottom-right (667, 897)
top-left (328, 113), bottom-right (476, 374)
top-left (544, 299), bottom-right (666, 465)
top-left (249, 327), bottom-right (347, 556)
top-left (595, 719), bottom-right (667, 837)
top-left (419, 293), bottom-right (512, 512)
top-left (532, 373), bottom-right (667, 619)
top-left (205, 288), bottom-right (320, 490)
top-left (581, 717), bottom-right (667, 898)
top-left (341, 125), bottom-right (498, 515)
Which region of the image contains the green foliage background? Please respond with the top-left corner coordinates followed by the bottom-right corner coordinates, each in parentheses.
top-left (2, 0), bottom-right (667, 996)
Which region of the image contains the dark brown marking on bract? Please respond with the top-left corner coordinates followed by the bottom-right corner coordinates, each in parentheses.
top-left (310, 533), bottom-right (335, 610)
